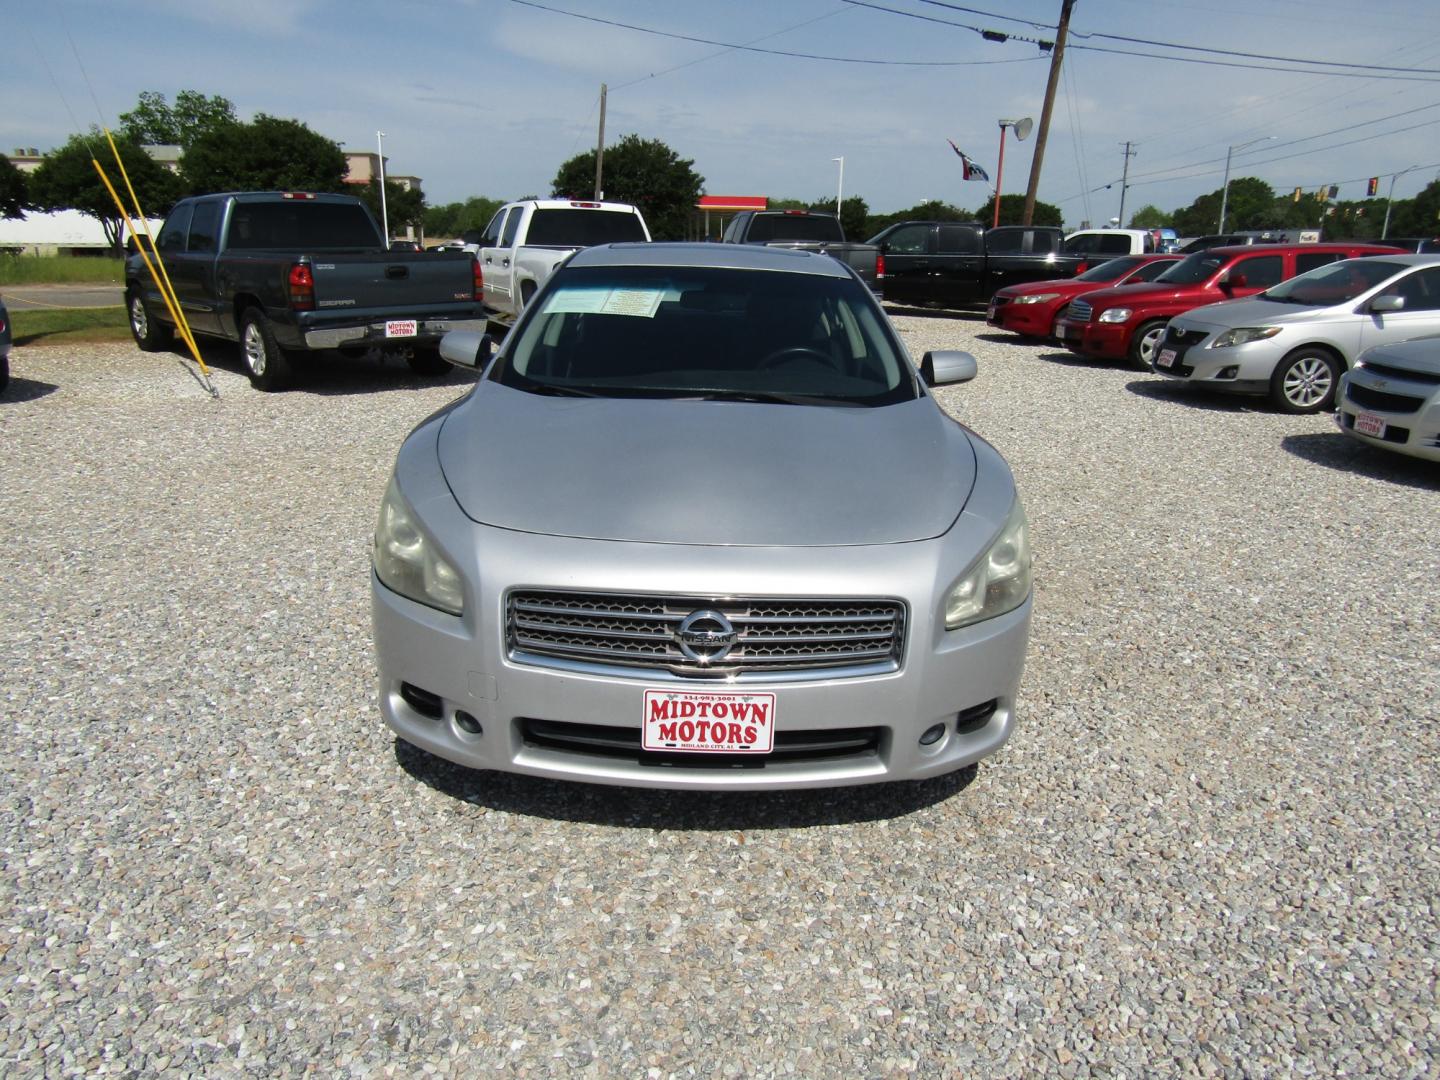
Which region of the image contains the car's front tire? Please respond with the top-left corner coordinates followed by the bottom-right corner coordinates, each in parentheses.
top-left (240, 309), bottom-right (293, 392)
top-left (1129, 320), bottom-right (1167, 370)
top-left (128, 289), bottom-right (174, 352)
top-left (1270, 347), bottom-right (1340, 414)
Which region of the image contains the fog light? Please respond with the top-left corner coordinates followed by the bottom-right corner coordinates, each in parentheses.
top-left (455, 711), bottom-right (483, 735)
top-left (919, 723), bottom-right (946, 746)
top-left (956, 699), bottom-right (998, 733)
top-left (1218, 366), bottom-right (1239, 379)
top-left (399, 682), bottom-right (443, 719)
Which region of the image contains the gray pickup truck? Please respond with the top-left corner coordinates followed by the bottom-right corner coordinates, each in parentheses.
top-left (125, 191), bottom-right (488, 390)
top-left (720, 210), bottom-right (881, 293)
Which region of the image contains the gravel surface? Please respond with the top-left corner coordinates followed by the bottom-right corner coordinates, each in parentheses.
top-left (2, 323), bottom-right (1437, 1078)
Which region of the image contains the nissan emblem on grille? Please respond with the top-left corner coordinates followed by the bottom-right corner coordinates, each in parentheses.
top-left (674, 610), bottom-right (738, 663)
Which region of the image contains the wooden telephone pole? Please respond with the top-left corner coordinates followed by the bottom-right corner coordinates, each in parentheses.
top-left (1022, 0), bottom-right (1076, 226)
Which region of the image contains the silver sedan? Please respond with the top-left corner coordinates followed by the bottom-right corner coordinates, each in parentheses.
top-left (371, 243), bottom-right (1031, 790)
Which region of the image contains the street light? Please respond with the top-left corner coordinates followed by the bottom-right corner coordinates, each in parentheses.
top-left (992, 117), bottom-right (1033, 228)
top-left (376, 130), bottom-right (390, 244)
top-left (1218, 136), bottom-right (1275, 233)
top-left (833, 156), bottom-right (844, 218)
top-left (1382, 164), bottom-right (1421, 239)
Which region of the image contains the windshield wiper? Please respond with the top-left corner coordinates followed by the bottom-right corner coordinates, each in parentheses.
top-left (691, 389), bottom-right (863, 407)
top-left (522, 383), bottom-right (607, 398)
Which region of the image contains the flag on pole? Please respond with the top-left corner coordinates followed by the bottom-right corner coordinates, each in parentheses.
top-left (947, 139), bottom-right (990, 182)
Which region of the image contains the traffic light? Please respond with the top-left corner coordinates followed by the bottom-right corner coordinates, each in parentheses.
top-left (1367, 176), bottom-right (1380, 197)
top-left (1293, 187), bottom-right (1303, 202)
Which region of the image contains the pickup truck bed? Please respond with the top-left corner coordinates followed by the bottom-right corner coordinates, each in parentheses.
top-left (125, 191), bottom-right (488, 390)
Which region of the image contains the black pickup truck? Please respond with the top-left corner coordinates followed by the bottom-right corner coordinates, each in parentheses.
top-left (868, 221), bottom-right (1087, 309)
top-left (721, 210), bottom-right (881, 293)
top-left (125, 191), bottom-right (488, 390)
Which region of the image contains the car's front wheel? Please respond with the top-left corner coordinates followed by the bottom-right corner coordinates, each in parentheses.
top-left (1270, 347), bottom-right (1340, 414)
top-left (240, 310), bottom-right (293, 392)
top-left (128, 290), bottom-right (174, 352)
top-left (1129, 320), bottom-right (1167, 370)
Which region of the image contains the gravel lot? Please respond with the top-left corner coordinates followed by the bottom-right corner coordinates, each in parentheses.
top-left (2, 318), bottom-right (1437, 1078)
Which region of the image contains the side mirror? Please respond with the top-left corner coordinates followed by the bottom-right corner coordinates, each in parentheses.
top-left (1369, 294), bottom-right (1405, 313)
top-left (439, 329), bottom-right (499, 370)
top-left (920, 350), bottom-right (978, 387)
top-left (1221, 271), bottom-right (1248, 289)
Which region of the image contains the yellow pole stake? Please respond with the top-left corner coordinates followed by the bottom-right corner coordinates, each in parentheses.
top-left (89, 158), bottom-right (216, 396)
top-left (101, 130), bottom-right (208, 378)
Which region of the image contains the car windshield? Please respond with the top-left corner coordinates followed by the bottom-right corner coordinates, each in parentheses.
top-left (1153, 252), bottom-right (1227, 285)
top-left (493, 265), bottom-right (918, 407)
top-left (226, 202), bottom-right (381, 250)
top-left (1076, 256), bottom-right (1145, 283)
top-left (1259, 259), bottom-right (1410, 306)
top-left (525, 209), bottom-right (648, 246)
top-left (743, 215), bottom-right (844, 243)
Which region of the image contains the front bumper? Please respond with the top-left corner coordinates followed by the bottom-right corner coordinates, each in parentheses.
top-left (1150, 324), bottom-right (1283, 395)
top-left (988, 297), bottom-right (1061, 338)
top-left (1336, 370), bottom-right (1440, 462)
top-left (302, 316), bottom-right (491, 351)
top-left (1053, 316), bottom-right (1130, 361)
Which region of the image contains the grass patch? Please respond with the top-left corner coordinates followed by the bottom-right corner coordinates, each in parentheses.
top-left (0, 253), bottom-right (126, 286)
top-left (11, 306), bottom-right (132, 346)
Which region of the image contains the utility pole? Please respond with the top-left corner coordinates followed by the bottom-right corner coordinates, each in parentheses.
top-left (1117, 141), bottom-right (1136, 227)
top-left (594, 83), bottom-right (607, 200)
top-left (1022, 0), bottom-right (1076, 226)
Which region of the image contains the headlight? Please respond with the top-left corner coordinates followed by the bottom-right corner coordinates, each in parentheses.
top-left (1097, 307), bottom-right (1132, 323)
top-left (1210, 326), bottom-right (1282, 348)
top-left (1014, 293), bottom-right (1061, 305)
top-left (373, 475), bottom-right (464, 615)
top-left (945, 499), bottom-right (1032, 630)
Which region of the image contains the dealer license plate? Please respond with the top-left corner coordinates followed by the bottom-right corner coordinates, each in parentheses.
top-left (642, 689), bottom-right (776, 754)
top-left (986, 304), bottom-right (997, 321)
top-left (1156, 348), bottom-right (1177, 369)
top-left (1354, 411), bottom-right (1387, 437)
top-left (385, 319), bottom-right (418, 338)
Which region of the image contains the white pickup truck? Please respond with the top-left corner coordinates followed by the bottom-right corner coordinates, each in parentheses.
top-left (476, 199), bottom-right (651, 319)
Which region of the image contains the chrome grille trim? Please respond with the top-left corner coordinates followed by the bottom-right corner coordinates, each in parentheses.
top-left (507, 590), bottom-right (906, 679)
top-left (1068, 300), bottom-right (1093, 322)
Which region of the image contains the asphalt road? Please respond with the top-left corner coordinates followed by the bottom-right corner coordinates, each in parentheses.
top-left (1, 283), bottom-right (124, 308)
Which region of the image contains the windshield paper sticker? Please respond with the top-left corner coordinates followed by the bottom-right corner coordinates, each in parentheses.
top-left (544, 286), bottom-right (665, 318)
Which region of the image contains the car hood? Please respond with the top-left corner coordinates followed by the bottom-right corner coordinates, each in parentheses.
top-left (1074, 281), bottom-right (1210, 309)
top-left (436, 383), bottom-right (976, 546)
top-left (995, 278), bottom-right (1089, 299)
top-left (1171, 297), bottom-right (1330, 330)
top-left (1355, 335), bottom-right (1440, 376)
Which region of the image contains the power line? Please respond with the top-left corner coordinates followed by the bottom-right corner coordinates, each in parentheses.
top-left (1064, 42), bottom-right (1440, 82)
top-left (506, 0), bottom-right (1046, 67)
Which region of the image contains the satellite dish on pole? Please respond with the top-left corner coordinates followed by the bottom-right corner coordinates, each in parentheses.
top-left (1015, 117), bottom-right (1034, 142)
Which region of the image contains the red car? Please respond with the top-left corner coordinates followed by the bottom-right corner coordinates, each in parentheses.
top-left (986, 254), bottom-right (1180, 340)
top-left (1053, 242), bottom-right (1405, 368)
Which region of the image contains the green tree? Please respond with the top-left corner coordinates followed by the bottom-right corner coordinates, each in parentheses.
top-left (1386, 179), bottom-right (1440, 237)
top-left (357, 178), bottom-right (426, 237)
top-left (1171, 177), bottom-right (1275, 235)
top-left (118, 90), bottom-right (237, 148)
top-left (807, 194), bottom-right (869, 240)
top-left (27, 132), bottom-right (179, 250)
top-left (0, 154), bottom-right (30, 218)
top-left (551, 134), bottom-right (704, 240)
top-left (1126, 204), bottom-right (1170, 229)
top-left (181, 114), bottom-right (348, 196)
top-left (973, 193), bottom-right (1062, 227)
top-left (423, 197), bottom-right (506, 239)
top-left (863, 199), bottom-right (972, 239)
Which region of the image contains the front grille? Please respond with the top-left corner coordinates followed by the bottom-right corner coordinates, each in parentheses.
top-left (521, 718), bottom-right (881, 768)
top-left (1165, 326), bottom-right (1209, 348)
top-left (1345, 382), bottom-right (1426, 415)
top-left (1359, 361), bottom-right (1440, 386)
top-left (991, 295), bottom-right (1010, 310)
top-left (1068, 300), bottom-right (1093, 322)
top-left (507, 590), bottom-right (905, 677)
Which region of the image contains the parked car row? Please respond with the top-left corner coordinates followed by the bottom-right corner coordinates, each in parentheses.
top-left (982, 242), bottom-right (1440, 461)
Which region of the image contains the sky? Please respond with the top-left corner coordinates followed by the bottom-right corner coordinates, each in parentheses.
top-left (7, 0), bottom-right (1440, 230)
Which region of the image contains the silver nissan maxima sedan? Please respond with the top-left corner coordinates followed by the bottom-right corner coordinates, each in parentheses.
top-left (371, 243), bottom-right (1032, 790)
